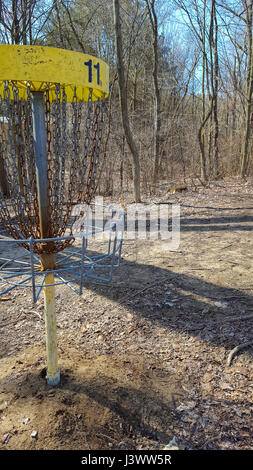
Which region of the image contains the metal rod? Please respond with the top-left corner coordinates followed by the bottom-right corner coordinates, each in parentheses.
top-left (40, 253), bottom-right (60, 386)
top-left (29, 237), bottom-right (36, 302)
top-left (0, 275), bottom-right (33, 295)
top-left (79, 236), bottom-right (86, 295)
top-left (34, 273), bottom-right (47, 303)
top-left (32, 91), bottom-right (60, 387)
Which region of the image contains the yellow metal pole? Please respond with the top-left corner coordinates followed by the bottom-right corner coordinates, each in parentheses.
top-left (40, 253), bottom-right (60, 386)
top-left (32, 92), bottom-right (60, 386)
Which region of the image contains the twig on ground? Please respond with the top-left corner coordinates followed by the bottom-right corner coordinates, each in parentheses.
top-left (118, 278), bottom-right (169, 305)
top-left (220, 314), bottom-right (253, 323)
top-left (202, 436), bottom-right (221, 450)
top-left (96, 433), bottom-right (118, 443)
top-left (227, 341), bottom-right (253, 367)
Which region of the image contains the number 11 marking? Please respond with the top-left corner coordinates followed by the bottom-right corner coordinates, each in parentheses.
top-left (84, 60), bottom-right (100, 85)
top-left (94, 62), bottom-right (100, 86)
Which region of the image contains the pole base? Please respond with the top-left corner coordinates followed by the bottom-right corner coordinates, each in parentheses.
top-left (46, 370), bottom-right (60, 387)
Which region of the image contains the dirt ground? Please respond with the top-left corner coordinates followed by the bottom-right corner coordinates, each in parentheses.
top-left (0, 177), bottom-right (253, 451)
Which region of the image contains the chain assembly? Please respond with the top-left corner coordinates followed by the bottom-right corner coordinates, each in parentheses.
top-left (0, 81), bottom-right (106, 254)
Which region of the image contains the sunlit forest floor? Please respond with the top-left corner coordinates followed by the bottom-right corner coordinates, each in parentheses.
top-left (0, 177), bottom-right (253, 450)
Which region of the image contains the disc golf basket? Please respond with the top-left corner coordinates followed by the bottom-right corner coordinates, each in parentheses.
top-left (0, 45), bottom-right (124, 386)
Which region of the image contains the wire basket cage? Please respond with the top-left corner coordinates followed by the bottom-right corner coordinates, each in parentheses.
top-left (0, 203), bottom-right (124, 302)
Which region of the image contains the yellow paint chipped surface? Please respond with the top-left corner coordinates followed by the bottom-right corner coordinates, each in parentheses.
top-left (0, 45), bottom-right (109, 102)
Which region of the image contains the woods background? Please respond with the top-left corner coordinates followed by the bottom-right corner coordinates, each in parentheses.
top-left (0, 0), bottom-right (253, 201)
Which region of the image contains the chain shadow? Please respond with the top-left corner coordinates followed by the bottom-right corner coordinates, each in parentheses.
top-left (56, 243), bottom-right (253, 359)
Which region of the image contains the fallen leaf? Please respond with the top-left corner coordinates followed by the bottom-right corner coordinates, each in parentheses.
top-left (219, 382), bottom-right (234, 391)
top-left (215, 301), bottom-right (228, 308)
top-left (128, 327), bottom-right (135, 334)
top-left (176, 401), bottom-right (196, 412)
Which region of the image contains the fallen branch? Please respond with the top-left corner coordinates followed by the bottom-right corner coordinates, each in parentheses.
top-left (227, 341), bottom-right (253, 367)
top-left (95, 433), bottom-right (118, 443)
top-left (202, 436), bottom-right (221, 450)
top-left (220, 314), bottom-right (253, 323)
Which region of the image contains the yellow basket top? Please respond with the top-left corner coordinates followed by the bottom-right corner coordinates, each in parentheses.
top-left (0, 45), bottom-right (109, 102)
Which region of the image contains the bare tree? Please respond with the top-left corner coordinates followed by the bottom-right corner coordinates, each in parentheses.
top-left (240, 0), bottom-right (253, 176)
top-left (0, 0), bottom-right (57, 45)
top-left (209, 0), bottom-right (219, 177)
top-left (200, 0), bottom-right (208, 181)
top-left (216, 0), bottom-right (253, 176)
top-left (113, 0), bottom-right (141, 202)
top-left (145, 0), bottom-right (161, 184)
top-left (0, 141), bottom-right (10, 197)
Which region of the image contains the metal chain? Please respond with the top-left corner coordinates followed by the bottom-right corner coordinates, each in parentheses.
top-left (58, 87), bottom-right (78, 239)
top-left (0, 83), bottom-right (107, 254)
top-left (70, 87), bottom-right (82, 198)
top-left (84, 94), bottom-right (106, 204)
top-left (26, 82), bottom-right (40, 239)
top-left (0, 87), bottom-right (20, 240)
top-left (0, 83), bottom-right (29, 249)
top-left (12, 82), bottom-right (37, 241)
top-left (58, 86), bottom-right (67, 233)
top-left (74, 89), bottom-right (93, 202)
top-left (4, 82), bottom-right (21, 217)
top-left (51, 83), bottom-right (62, 232)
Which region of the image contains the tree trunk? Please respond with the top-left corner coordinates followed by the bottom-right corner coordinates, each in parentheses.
top-left (0, 142), bottom-right (10, 197)
top-left (231, 56), bottom-right (237, 138)
top-left (211, 0), bottom-right (219, 177)
top-left (200, 0), bottom-right (207, 181)
top-left (21, 0), bottom-right (27, 44)
top-left (145, 0), bottom-right (161, 184)
top-left (113, 0), bottom-right (141, 202)
top-left (241, 2), bottom-right (253, 177)
top-left (12, 0), bottom-right (20, 44)
top-left (120, 135), bottom-right (125, 193)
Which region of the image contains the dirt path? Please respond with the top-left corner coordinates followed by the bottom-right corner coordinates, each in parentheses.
top-left (0, 178), bottom-right (253, 450)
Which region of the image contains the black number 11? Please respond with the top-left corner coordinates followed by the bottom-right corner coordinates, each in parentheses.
top-left (84, 60), bottom-right (100, 85)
